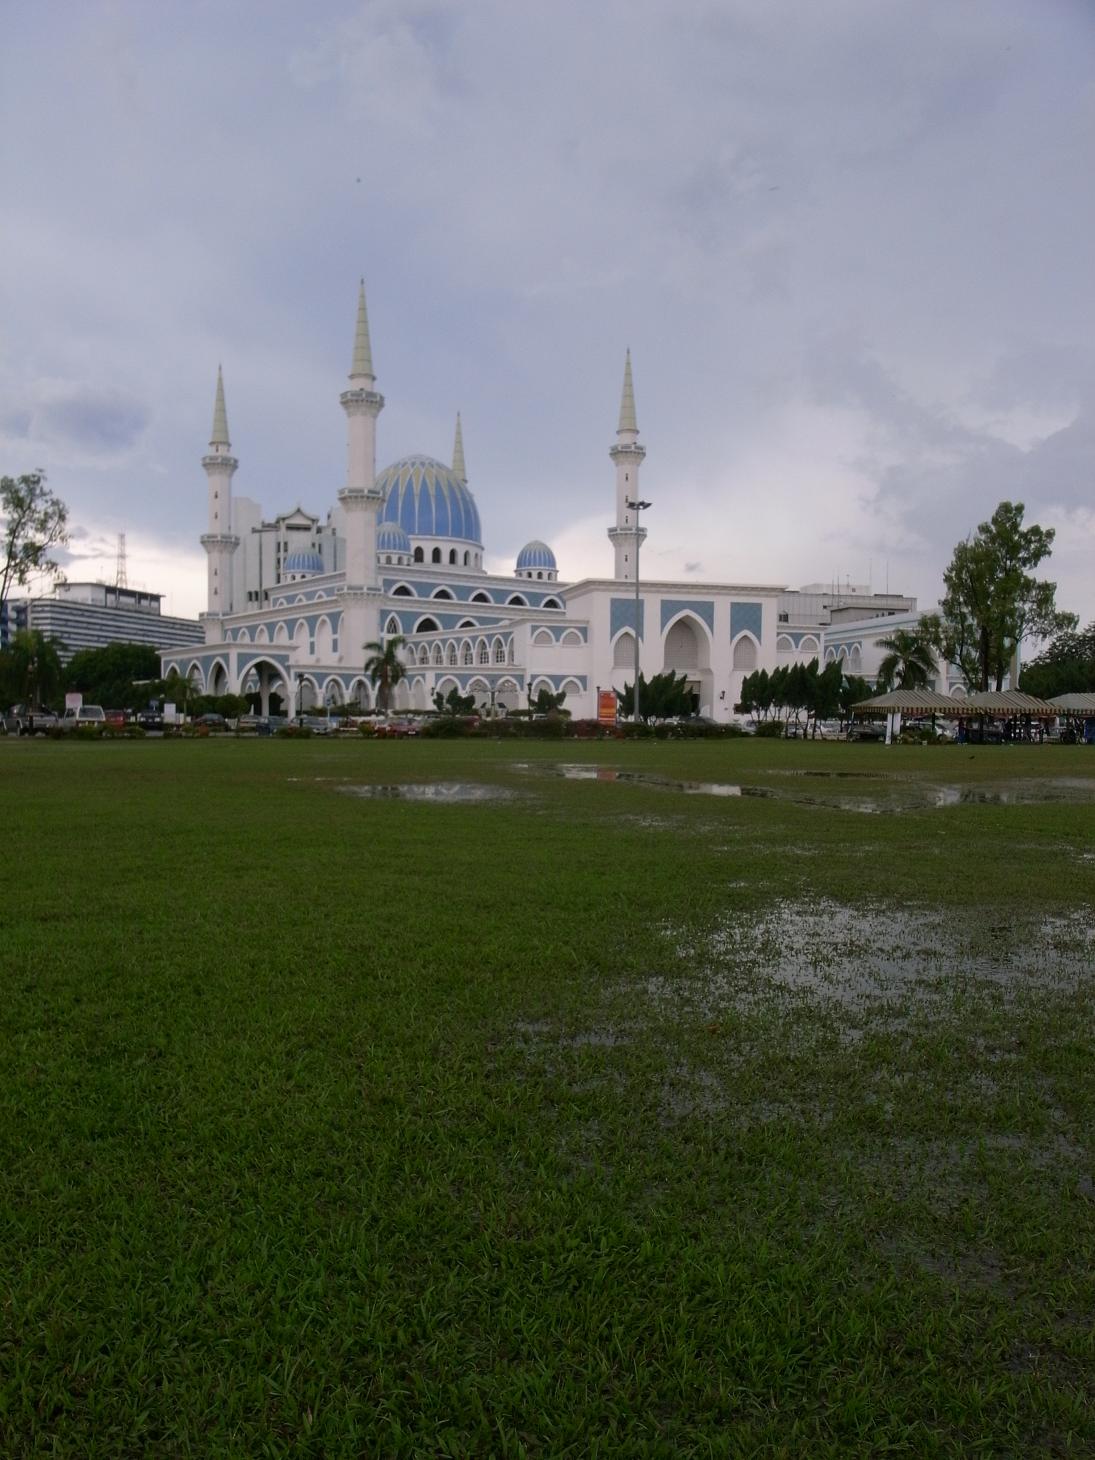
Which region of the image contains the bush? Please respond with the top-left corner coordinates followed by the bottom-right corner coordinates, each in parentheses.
top-left (754, 720), bottom-right (784, 738)
top-left (276, 725), bottom-right (312, 739)
top-left (358, 722), bottom-right (377, 737)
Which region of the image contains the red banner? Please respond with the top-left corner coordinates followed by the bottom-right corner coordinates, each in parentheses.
top-left (597, 690), bottom-right (618, 725)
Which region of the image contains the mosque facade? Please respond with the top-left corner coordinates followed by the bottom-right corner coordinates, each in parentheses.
top-left (162, 284), bottom-right (915, 717)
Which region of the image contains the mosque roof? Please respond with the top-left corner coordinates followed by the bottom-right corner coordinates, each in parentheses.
top-left (283, 550), bottom-right (325, 574)
top-left (377, 521), bottom-right (412, 552)
top-left (377, 454), bottom-right (483, 546)
top-left (516, 539), bottom-right (557, 570)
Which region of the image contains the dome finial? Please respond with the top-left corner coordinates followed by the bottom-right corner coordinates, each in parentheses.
top-left (452, 411), bottom-right (467, 482)
top-left (210, 364), bottom-right (230, 448)
top-left (350, 278), bottom-right (375, 381)
top-left (617, 349), bottom-right (638, 436)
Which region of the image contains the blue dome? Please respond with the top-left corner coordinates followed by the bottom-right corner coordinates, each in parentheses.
top-left (377, 454), bottom-right (482, 546)
top-left (516, 539), bottom-right (557, 571)
top-left (377, 521), bottom-right (411, 554)
top-left (283, 550), bottom-right (325, 574)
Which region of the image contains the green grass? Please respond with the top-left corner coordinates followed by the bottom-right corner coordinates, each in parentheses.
top-left (2, 737), bottom-right (1093, 1456)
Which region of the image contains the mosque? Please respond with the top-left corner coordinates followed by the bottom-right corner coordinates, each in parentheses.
top-left (161, 284), bottom-right (917, 716)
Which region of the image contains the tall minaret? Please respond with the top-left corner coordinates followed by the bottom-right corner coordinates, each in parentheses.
top-left (607, 350), bottom-right (647, 580)
top-left (452, 411), bottom-right (467, 483)
top-left (200, 366), bottom-right (240, 630)
top-left (338, 280), bottom-right (385, 591)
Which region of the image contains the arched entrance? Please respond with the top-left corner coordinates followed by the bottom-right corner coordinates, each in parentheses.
top-left (662, 615), bottom-right (713, 715)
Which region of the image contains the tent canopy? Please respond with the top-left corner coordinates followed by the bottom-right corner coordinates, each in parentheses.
top-left (853, 689), bottom-right (1059, 718)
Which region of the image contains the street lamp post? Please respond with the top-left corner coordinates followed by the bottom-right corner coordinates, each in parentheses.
top-left (626, 498), bottom-right (651, 724)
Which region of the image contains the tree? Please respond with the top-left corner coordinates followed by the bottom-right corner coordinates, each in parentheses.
top-left (433, 686), bottom-right (476, 716)
top-left (874, 626), bottom-right (937, 692)
top-left (0, 628), bottom-right (66, 709)
top-left (1019, 621), bottom-right (1095, 699)
top-left (839, 674), bottom-right (873, 722)
top-left (929, 502), bottom-right (1076, 692)
top-left (0, 473), bottom-right (69, 613)
top-left (616, 670), bottom-right (692, 723)
top-left (363, 635), bottom-right (407, 716)
top-left (65, 642), bottom-right (162, 709)
top-left (533, 686), bottom-right (567, 716)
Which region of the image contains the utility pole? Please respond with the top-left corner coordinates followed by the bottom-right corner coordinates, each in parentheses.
top-left (626, 498), bottom-right (651, 723)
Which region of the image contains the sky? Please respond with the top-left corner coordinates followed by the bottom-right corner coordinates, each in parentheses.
top-left (3, 0), bottom-right (1094, 625)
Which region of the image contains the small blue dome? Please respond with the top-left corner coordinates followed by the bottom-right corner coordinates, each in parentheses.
top-left (377, 522), bottom-right (412, 554)
top-left (283, 550), bottom-right (325, 575)
top-left (377, 455), bottom-right (482, 546)
top-left (516, 539), bottom-right (557, 571)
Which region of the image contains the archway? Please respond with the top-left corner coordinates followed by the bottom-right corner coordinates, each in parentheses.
top-left (663, 614), bottom-right (713, 715)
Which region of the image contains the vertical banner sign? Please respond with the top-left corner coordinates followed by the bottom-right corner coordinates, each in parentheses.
top-left (598, 689), bottom-right (617, 725)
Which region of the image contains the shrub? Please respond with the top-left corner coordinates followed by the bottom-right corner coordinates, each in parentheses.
top-left (276, 725), bottom-right (312, 739)
top-left (754, 720), bottom-right (784, 738)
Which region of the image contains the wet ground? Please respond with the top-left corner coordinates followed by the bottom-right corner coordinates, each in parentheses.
top-left (512, 762), bottom-right (1095, 813)
top-left (336, 781), bottom-right (519, 802)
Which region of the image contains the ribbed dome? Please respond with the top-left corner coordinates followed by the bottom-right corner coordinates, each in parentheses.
top-left (377, 455), bottom-right (482, 546)
top-left (377, 521), bottom-right (412, 554)
top-left (283, 550), bottom-right (325, 575)
top-left (516, 540), bottom-right (557, 571)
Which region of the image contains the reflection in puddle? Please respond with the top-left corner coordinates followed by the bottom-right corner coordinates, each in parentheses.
top-left (337, 782), bottom-right (517, 803)
top-left (514, 763), bottom-right (1095, 812)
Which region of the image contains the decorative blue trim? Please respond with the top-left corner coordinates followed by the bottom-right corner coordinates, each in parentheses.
top-left (610, 598), bottom-right (645, 640)
top-left (660, 598), bottom-right (714, 634)
top-left (731, 601), bottom-right (763, 642)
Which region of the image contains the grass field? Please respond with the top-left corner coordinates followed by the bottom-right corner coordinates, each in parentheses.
top-left (2, 736), bottom-right (1094, 1456)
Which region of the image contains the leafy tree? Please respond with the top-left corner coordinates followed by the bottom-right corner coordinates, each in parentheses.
top-left (839, 674), bottom-right (873, 722)
top-left (1019, 621), bottom-right (1095, 699)
top-left (363, 635), bottom-right (408, 716)
top-left (65, 642), bottom-right (162, 709)
top-left (928, 502), bottom-right (1076, 692)
top-left (533, 686), bottom-right (567, 716)
top-left (0, 472), bottom-right (69, 612)
top-left (616, 670), bottom-right (692, 723)
top-left (0, 628), bottom-right (66, 708)
top-left (874, 626), bottom-right (937, 692)
top-left (433, 686), bottom-right (476, 715)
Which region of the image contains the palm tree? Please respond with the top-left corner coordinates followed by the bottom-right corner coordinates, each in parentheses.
top-left (875, 628), bottom-right (936, 692)
top-left (363, 635), bottom-right (407, 717)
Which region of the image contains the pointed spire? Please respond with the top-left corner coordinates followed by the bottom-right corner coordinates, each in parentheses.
top-left (617, 349), bottom-right (638, 435)
top-left (350, 278), bottom-right (375, 380)
top-left (452, 411), bottom-right (466, 482)
top-left (210, 364), bottom-right (230, 447)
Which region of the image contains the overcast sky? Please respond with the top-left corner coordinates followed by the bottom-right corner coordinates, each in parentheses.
top-left (4, 0), bottom-right (1094, 624)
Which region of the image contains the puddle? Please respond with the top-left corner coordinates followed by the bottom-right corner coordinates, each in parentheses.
top-left (336, 782), bottom-right (517, 803)
top-left (513, 763), bottom-right (1095, 813)
top-left (649, 900), bottom-right (1095, 1028)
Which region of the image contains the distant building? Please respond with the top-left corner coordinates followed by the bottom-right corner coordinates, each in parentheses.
top-left (162, 282), bottom-right (928, 717)
top-left (0, 597), bottom-right (29, 650)
top-left (23, 582), bottom-right (204, 663)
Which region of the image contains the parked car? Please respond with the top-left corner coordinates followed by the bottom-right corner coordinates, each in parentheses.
top-left (61, 705), bottom-right (106, 730)
top-left (374, 719), bottom-right (420, 738)
top-left (194, 712), bottom-right (227, 730)
top-left (298, 715), bottom-right (335, 735)
top-left (136, 709), bottom-right (164, 731)
top-left (848, 720), bottom-right (885, 742)
top-left (104, 709), bottom-right (128, 728)
top-left (2, 705), bottom-right (60, 735)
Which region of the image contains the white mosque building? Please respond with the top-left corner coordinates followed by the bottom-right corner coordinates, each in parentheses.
top-left (162, 284), bottom-right (917, 717)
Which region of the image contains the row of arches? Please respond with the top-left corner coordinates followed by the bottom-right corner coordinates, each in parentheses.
top-left (776, 634), bottom-right (820, 655)
top-left (387, 582), bottom-right (562, 609)
top-left (397, 633), bottom-right (518, 668)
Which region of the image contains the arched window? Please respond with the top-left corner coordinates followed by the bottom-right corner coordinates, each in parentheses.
top-left (392, 584), bottom-right (414, 597)
top-left (449, 549), bottom-right (457, 565)
top-left (416, 616), bottom-right (440, 634)
top-left (543, 597), bottom-right (561, 609)
top-left (471, 592), bottom-right (490, 604)
top-left (507, 593), bottom-right (528, 607)
top-left (493, 640), bottom-right (506, 664)
top-left (447, 643), bottom-right (458, 665)
top-left (431, 547), bottom-right (442, 564)
top-left (413, 547), bottom-right (424, 563)
top-left (457, 619), bottom-right (477, 629)
top-left (732, 636), bottom-right (757, 671)
top-left (386, 616), bottom-right (400, 635)
top-left (432, 644), bottom-right (444, 665)
top-left (478, 641), bottom-right (490, 664)
top-left (463, 551), bottom-right (470, 566)
top-left (462, 642), bottom-right (474, 666)
top-left (614, 632), bottom-right (635, 668)
top-left (433, 588), bottom-right (454, 600)
top-left (536, 571), bottom-right (543, 580)
top-left (533, 629), bottom-right (553, 646)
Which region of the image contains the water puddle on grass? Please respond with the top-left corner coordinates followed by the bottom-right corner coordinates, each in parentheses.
top-left (336, 782), bottom-right (518, 803)
top-left (513, 763), bottom-right (1095, 813)
top-left (650, 900), bottom-right (1095, 1027)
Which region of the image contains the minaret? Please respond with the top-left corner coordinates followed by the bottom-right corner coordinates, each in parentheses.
top-left (607, 350), bottom-right (647, 580)
top-left (200, 365), bottom-right (240, 630)
top-left (338, 280), bottom-right (385, 591)
top-left (452, 412), bottom-right (467, 483)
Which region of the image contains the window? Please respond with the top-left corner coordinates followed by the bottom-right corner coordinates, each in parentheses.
top-left (471, 592), bottom-right (490, 604)
top-left (431, 547), bottom-right (442, 564)
top-left (447, 644), bottom-right (457, 665)
top-left (462, 643), bottom-right (474, 665)
top-left (449, 549), bottom-right (457, 565)
top-left (463, 551), bottom-right (469, 566)
top-left (494, 642), bottom-right (506, 663)
top-left (478, 642), bottom-right (489, 664)
top-left (413, 547), bottom-right (424, 563)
